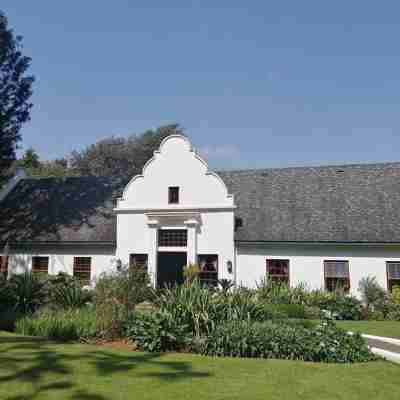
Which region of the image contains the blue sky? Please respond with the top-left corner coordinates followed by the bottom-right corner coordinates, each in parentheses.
top-left (3, 1), bottom-right (400, 170)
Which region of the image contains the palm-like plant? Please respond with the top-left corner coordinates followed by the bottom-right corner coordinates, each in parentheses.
top-left (9, 272), bottom-right (47, 314)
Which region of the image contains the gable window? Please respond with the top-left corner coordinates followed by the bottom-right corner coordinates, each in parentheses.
top-left (266, 259), bottom-right (289, 284)
top-left (158, 229), bottom-right (187, 247)
top-left (387, 262), bottom-right (400, 291)
top-left (198, 255), bottom-right (218, 287)
top-left (324, 260), bottom-right (350, 292)
top-left (130, 254), bottom-right (148, 272)
top-left (32, 256), bottom-right (49, 274)
top-left (73, 257), bottom-right (91, 285)
top-left (168, 186), bottom-right (179, 204)
top-left (0, 255), bottom-right (8, 278)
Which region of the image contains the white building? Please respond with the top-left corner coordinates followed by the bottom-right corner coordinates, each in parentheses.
top-left (1, 134), bottom-right (400, 296)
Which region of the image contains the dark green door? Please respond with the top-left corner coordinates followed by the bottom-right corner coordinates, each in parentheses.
top-left (157, 252), bottom-right (186, 288)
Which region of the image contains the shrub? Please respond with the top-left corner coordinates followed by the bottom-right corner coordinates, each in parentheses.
top-left (0, 308), bottom-right (21, 331)
top-left (386, 306), bottom-right (400, 321)
top-left (52, 282), bottom-right (92, 309)
top-left (358, 276), bottom-right (387, 312)
top-left (195, 320), bottom-right (376, 363)
top-left (183, 263), bottom-right (200, 284)
top-left (392, 286), bottom-right (400, 305)
top-left (307, 291), bottom-right (363, 320)
top-left (0, 275), bottom-right (13, 313)
top-left (8, 272), bottom-right (47, 314)
top-left (15, 307), bottom-right (97, 341)
top-left (255, 279), bottom-right (309, 305)
top-left (94, 266), bottom-right (152, 338)
top-left (124, 311), bottom-right (191, 352)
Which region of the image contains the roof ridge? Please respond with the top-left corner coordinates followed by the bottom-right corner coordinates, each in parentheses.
top-left (217, 161), bottom-right (400, 175)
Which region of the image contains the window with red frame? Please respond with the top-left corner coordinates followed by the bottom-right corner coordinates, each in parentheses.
top-left (266, 259), bottom-right (289, 284)
top-left (387, 262), bottom-right (400, 291)
top-left (32, 256), bottom-right (49, 274)
top-left (73, 257), bottom-right (91, 285)
top-left (324, 260), bottom-right (350, 293)
top-left (198, 255), bottom-right (218, 287)
top-left (130, 254), bottom-right (148, 272)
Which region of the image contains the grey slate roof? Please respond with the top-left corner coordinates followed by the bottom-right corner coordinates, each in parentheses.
top-left (2, 162), bottom-right (400, 244)
top-left (0, 176), bottom-right (122, 244)
top-left (219, 162), bottom-right (400, 242)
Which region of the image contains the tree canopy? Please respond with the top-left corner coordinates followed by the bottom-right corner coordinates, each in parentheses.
top-left (70, 123), bottom-right (184, 178)
top-left (15, 123), bottom-right (184, 179)
top-left (0, 10), bottom-right (34, 184)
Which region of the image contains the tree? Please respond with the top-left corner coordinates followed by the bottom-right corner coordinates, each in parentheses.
top-left (16, 147), bottom-right (40, 171)
top-left (70, 123), bottom-right (184, 178)
top-left (0, 11), bottom-right (34, 184)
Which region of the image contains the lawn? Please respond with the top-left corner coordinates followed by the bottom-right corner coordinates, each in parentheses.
top-left (335, 321), bottom-right (400, 339)
top-left (1, 332), bottom-right (400, 400)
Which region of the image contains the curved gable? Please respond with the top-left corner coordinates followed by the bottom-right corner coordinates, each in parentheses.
top-left (117, 135), bottom-right (234, 210)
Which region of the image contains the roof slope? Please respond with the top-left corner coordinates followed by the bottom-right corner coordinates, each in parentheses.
top-left (219, 162), bottom-right (400, 242)
top-left (2, 162), bottom-right (400, 244)
top-left (0, 176), bottom-right (122, 244)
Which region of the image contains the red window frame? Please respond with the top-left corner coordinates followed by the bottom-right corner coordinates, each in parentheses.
top-left (324, 260), bottom-right (350, 293)
top-left (266, 259), bottom-right (290, 284)
top-left (32, 256), bottom-right (49, 274)
top-left (198, 254), bottom-right (218, 287)
top-left (130, 254), bottom-right (148, 272)
top-left (386, 261), bottom-right (400, 292)
top-left (73, 257), bottom-right (91, 285)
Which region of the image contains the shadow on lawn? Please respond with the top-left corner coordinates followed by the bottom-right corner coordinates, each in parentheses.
top-left (0, 336), bottom-right (211, 400)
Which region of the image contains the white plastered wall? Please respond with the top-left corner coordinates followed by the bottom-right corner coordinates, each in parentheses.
top-left (6, 246), bottom-right (116, 285)
top-left (236, 243), bottom-right (400, 297)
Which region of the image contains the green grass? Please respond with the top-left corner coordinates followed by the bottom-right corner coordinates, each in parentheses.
top-left (335, 321), bottom-right (400, 339)
top-left (1, 332), bottom-right (400, 399)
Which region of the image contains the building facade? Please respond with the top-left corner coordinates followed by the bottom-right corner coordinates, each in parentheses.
top-left (1, 134), bottom-right (400, 296)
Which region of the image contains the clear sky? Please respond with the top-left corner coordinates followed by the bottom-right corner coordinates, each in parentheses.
top-left (2, 1), bottom-right (400, 170)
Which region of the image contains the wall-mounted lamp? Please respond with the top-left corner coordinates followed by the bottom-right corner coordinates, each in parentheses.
top-left (116, 258), bottom-right (122, 271)
top-left (226, 260), bottom-right (233, 274)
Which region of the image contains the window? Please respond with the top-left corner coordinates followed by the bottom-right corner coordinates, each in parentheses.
top-left (198, 255), bottom-right (218, 287)
top-left (0, 255), bottom-right (8, 278)
top-left (130, 254), bottom-right (148, 272)
top-left (73, 257), bottom-right (91, 285)
top-left (168, 186), bottom-right (179, 204)
top-left (324, 260), bottom-right (350, 292)
top-left (387, 262), bottom-right (400, 291)
top-left (158, 229), bottom-right (187, 247)
top-left (266, 259), bottom-right (289, 284)
top-left (32, 256), bottom-right (49, 274)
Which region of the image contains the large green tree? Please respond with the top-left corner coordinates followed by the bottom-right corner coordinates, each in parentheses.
top-left (70, 123), bottom-right (184, 178)
top-left (0, 11), bottom-right (34, 184)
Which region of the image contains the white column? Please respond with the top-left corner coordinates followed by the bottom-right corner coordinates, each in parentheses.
top-left (147, 219), bottom-right (159, 287)
top-left (185, 219), bottom-right (198, 265)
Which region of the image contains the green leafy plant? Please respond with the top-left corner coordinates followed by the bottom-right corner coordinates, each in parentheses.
top-left (195, 320), bottom-right (375, 363)
top-left (124, 311), bottom-right (191, 352)
top-left (8, 272), bottom-right (47, 314)
top-left (183, 263), bottom-right (200, 284)
top-left (15, 307), bottom-right (97, 341)
top-left (358, 276), bottom-right (388, 313)
top-left (52, 282), bottom-right (92, 309)
top-left (94, 266), bottom-right (153, 338)
top-left (218, 279), bottom-right (234, 293)
top-left (391, 286), bottom-right (400, 305)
